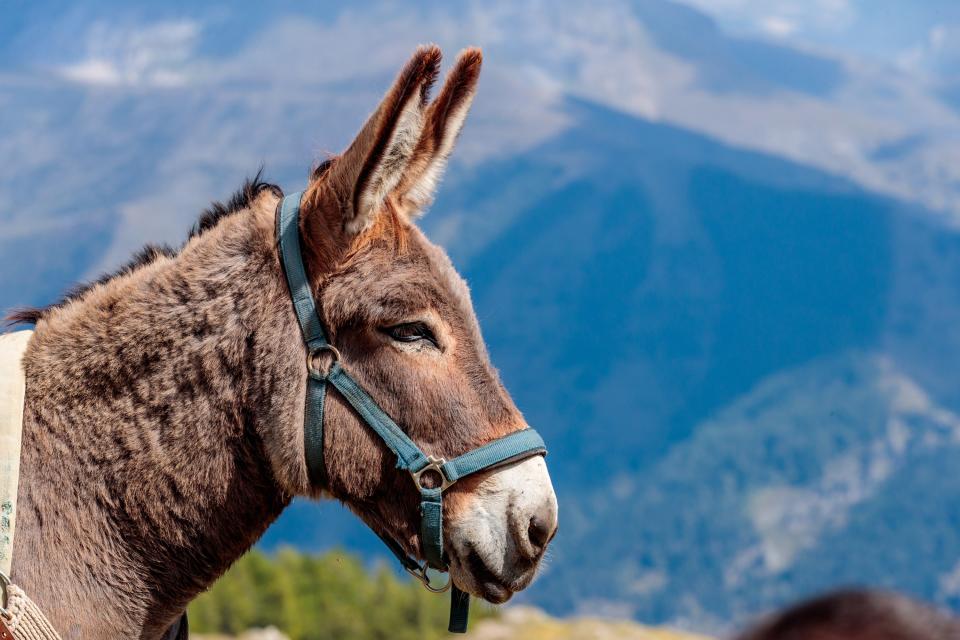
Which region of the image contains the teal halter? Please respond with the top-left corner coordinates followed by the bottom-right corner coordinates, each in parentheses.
top-left (276, 191), bottom-right (548, 633)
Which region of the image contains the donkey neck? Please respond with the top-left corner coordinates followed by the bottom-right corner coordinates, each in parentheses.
top-left (13, 195), bottom-right (307, 637)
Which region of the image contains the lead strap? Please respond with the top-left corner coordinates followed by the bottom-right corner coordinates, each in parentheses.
top-left (449, 587), bottom-right (470, 633)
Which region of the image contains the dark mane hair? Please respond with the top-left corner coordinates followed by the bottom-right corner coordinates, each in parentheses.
top-left (5, 172), bottom-right (282, 326)
top-left (191, 169), bottom-right (282, 239)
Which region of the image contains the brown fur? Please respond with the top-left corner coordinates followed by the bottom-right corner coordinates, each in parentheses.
top-left (737, 590), bottom-right (960, 640)
top-left (7, 47), bottom-right (543, 638)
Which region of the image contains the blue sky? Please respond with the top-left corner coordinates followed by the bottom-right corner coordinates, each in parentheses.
top-left (687, 0), bottom-right (960, 73)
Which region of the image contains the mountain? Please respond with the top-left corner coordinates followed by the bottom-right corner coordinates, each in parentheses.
top-left (5, 1), bottom-right (960, 635)
top-left (541, 350), bottom-right (960, 629)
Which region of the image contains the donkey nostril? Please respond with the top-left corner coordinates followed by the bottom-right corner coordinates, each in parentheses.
top-left (527, 514), bottom-right (553, 554)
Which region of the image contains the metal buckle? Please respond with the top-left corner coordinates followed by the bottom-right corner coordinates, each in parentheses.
top-left (307, 344), bottom-right (341, 378)
top-left (410, 455), bottom-right (454, 492)
top-left (405, 563), bottom-right (452, 593)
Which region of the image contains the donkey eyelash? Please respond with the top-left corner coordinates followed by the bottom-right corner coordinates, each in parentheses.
top-left (381, 322), bottom-right (440, 348)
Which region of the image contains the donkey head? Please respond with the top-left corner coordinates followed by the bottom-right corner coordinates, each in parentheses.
top-left (289, 46), bottom-right (558, 602)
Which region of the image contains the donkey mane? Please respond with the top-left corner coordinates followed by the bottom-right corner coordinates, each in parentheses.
top-left (6, 172), bottom-right (282, 326)
top-left (191, 171), bottom-right (282, 240)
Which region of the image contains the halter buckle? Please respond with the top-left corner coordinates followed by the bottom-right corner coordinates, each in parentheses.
top-left (404, 563), bottom-right (452, 593)
top-left (410, 455), bottom-right (454, 492)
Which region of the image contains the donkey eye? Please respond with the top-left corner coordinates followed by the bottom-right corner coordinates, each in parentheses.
top-left (382, 322), bottom-right (438, 347)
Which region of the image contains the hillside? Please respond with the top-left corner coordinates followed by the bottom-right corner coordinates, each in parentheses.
top-left (194, 607), bottom-right (713, 640)
top-left (187, 548), bottom-right (713, 640)
top-left (542, 351), bottom-right (960, 628)
top-left (465, 608), bottom-right (713, 640)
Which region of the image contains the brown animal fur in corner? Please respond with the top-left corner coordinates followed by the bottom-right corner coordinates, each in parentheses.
top-left (736, 590), bottom-right (960, 640)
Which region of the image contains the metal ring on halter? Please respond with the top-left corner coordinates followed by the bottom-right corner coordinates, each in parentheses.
top-left (0, 570), bottom-right (11, 619)
top-left (307, 344), bottom-right (342, 377)
top-left (405, 563), bottom-right (452, 594)
top-left (410, 455), bottom-right (455, 492)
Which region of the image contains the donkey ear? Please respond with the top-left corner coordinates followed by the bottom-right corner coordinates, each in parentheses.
top-left (323, 45), bottom-right (441, 235)
top-left (392, 48), bottom-right (482, 214)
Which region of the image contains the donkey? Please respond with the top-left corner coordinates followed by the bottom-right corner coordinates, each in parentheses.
top-left (5, 46), bottom-right (558, 639)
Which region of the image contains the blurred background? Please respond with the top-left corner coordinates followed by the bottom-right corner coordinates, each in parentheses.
top-left (4, 0), bottom-right (960, 638)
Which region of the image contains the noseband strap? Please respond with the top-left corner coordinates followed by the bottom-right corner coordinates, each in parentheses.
top-left (276, 191), bottom-right (547, 633)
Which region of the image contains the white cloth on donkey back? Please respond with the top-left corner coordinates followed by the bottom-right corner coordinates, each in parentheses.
top-left (0, 331), bottom-right (31, 577)
top-left (0, 331), bottom-right (63, 639)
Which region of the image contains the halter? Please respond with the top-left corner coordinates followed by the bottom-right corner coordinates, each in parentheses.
top-left (276, 192), bottom-right (548, 633)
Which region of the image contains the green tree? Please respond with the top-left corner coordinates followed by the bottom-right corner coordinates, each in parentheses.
top-left (188, 548), bottom-right (496, 640)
